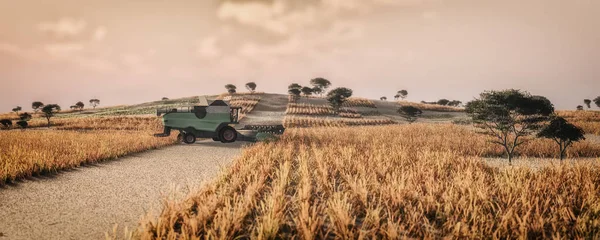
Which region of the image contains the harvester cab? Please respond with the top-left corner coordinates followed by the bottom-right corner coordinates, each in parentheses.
top-left (153, 96), bottom-right (285, 144)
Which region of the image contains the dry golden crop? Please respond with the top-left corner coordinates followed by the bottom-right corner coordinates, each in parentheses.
top-left (398, 100), bottom-right (465, 112)
top-left (14, 116), bottom-right (163, 131)
top-left (283, 116), bottom-right (395, 128)
top-left (137, 124), bottom-right (600, 239)
top-left (342, 97), bottom-right (377, 108)
top-left (0, 130), bottom-right (176, 185)
top-left (286, 103), bottom-right (362, 118)
top-left (557, 110), bottom-right (600, 135)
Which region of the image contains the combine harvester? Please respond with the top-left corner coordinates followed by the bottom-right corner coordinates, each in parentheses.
top-left (154, 96), bottom-right (285, 144)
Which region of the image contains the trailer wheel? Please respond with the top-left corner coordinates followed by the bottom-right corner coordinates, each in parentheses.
top-left (219, 127), bottom-right (237, 143)
top-left (183, 133), bottom-right (196, 144)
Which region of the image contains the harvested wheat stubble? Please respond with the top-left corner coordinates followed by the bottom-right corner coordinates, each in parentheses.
top-left (286, 103), bottom-right (362, 118)
top-left (342, 98), bottom-right (377, 108)
top-left (398, 100), bottom-right (465, 112)
top-left (137, 124), bottom-right (600, 239)
top-left (283, 116), bottom-right (395, 128)
top-left (0, 130), bottom-right (176, 184)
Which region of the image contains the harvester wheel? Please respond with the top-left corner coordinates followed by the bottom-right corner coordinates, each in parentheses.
top-left (219, 127), bottom-right (237, 143)
top-left (212, 137), bottom-right (220, 142)
top-left (183, 133), bottom-right (196, 144)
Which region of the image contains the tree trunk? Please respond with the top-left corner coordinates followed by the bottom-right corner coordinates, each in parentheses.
top-left (46, 117), bottom-right (51, 128)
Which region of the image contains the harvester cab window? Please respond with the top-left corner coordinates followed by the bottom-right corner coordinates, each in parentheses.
top-left (230, 108), bottom-right (240, 123)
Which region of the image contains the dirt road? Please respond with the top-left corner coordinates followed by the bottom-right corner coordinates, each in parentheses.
top-left (0, 140), bottom-right (247, 240)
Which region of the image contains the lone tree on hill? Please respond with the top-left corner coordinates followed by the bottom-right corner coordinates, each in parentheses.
top-left (89, 99), bottom-right (100, 109)
top-left (225, 84), bottom-right (237, 95)
top-left (12, 106), bottom-right (22, 115)
top-left (288, 83), bottom-right (302, 90)
top-left (380, 96), bottom-right (387, 101)
top-left (301, 86), bottom-right (313, 97)
top-left (577, 105), bottom-right (584, 111)
top-left (32, 101), bottom-right (44, 113)
top-left (537, 116), bottom-right (585, 160)
top-left (448, 100), bottom-right (462, 107)
top-left (465, 89), bottom-right (554, 164)
top-left (245, 82), bottom-right (257, 93)
top-left (437, 99), bottom-right (450, 106)
top-left (326, 87), bottom-right (353, 115)
top-left (0, 119), bottom-right (12, 129)
top-left (17, 112), bottom-right (31, 130)
top-left (162, 97), bottom-right (169, 101)
top-left (310, 78), bottom-right (331, 96)
top-left (42, 104), bottom-right (61, 128)
top-left (397, 90), bottom-right (408, 100)
top-left (594, 96), bottom-right (600, 108)
top-left (397, 106), bottom-right (422, 124)
top-left (75, 101), bottom-right (84, 111)
top-left (584, 99), bottom-right (592, 109)
top-left (288, 88), bottom-right (301, 102)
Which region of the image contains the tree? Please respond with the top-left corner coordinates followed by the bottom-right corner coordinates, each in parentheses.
top-left (288, 88), bottom-right (301, 102)
top-left (397, 106), bottom-right (422, 124)
top-left (76, 101), bottom-right (84, 111)
top-left (448, 100), bottom-right (463, 107)
top-left (0, 119), bottom-right (12, 130)
top-left (16, 120), bottom-right (28, 129)
top-left (584, 99), bottom-right (592, 109)
top-left (41, 104), bottom-right (61, 128)
top-left (326, 87), bottom-right (353, 114)
top-left (465, 89), bottom-right (554, 163)
top-left (12, 106), bottom-right (22, 115)
top-left (437, 99), bottom-right (450, 106)
top-left (537, 117), bottom-right (585, 160)
top-left (301, 86), bottom-right (313, 97)
top-left (310, 78), bottom-right (331, 96)
top-left (394, 94), bottom-right (400, 100)
top-left (32, 101), bottom-right (44, 113)
top-left (225, 84), bottom-right (237, 95)
top-left (89, 99), bottom-right (100, 109)
top-left (380, 96), bottom-right (387, 101)
top-left (594, 96), bottom-right (600, 108)
top-left (19, 112), bottom-right (32, 121)
top-left (577, 105), bottom-right (584, 111)
top-left (288, 83), bottom-right (302, 90)
top-left (245, 82), bottom-right (257, 93)
top-left (397, 90), bottom-right (408, 100)
top-left (162, 97), bottom-right (169, 101)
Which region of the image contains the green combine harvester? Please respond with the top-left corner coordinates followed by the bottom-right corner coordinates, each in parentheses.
top-left (154, 96), bottom-right (285, 144)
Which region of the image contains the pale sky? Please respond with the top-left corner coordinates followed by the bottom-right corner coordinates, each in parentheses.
top-left (1, 0), bottom-right (599, 111)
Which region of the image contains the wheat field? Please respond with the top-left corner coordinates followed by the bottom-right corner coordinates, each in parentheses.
top-left (283, 116), bottom-right (396, 128)
top-left (286, 103), bottom-right (362, 118)
top-left (0, 130), bottom-right (176, 185)
top-left (342, 98), bottom-right (377, 108)
top-left (135, 124), bottom-right (600, 239)
top-left (557, 110), bottom-right (600, 135)
top-left (398, 100), bottom-right (465, 112)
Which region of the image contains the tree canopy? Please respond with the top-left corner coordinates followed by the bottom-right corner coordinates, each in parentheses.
top-left (583, 99), bottom-right (591, 108)
top-left (301, 86), bottom-right (313, 96)
top-left (245, 82), bottom-right (257, 92)
top-left (397, 106), bottom-right (422, 124)
top-left (397, 90), bottom-right (408, 99)
top-left (537, 116), bottom-right (585, 160)
top-left (310, 78), bottom-right (331, 96)
top-left (89, 99), bottom-right (100, 109)
top-left (32, 101), bottom-right (44, 112)
top-left (465, 89), bottom-right (554, 163)
top-left (594, 96), bottom-right (600, 108)
top-left (42, 104), bottom-right (61, 127)
top-left (326, 87), bottom-right (353, 114)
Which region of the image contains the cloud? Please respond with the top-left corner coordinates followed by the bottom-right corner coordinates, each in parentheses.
top-left (44, 43), bottom-right (85, 56)
top-left (93, 27), bottom-right (107, 41)
top-left (38, 18), bottom-right (87, 37)
top-left (120, 54), bottom-right (152, 75)
top-left (197, 36), bottom-right (221, 58)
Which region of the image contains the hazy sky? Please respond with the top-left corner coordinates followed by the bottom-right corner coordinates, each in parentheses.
top-left (1, 0), bottom-right (599, 111)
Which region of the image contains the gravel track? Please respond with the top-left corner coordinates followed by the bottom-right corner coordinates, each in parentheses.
top-left (0, 140), bottom-right (248, 240)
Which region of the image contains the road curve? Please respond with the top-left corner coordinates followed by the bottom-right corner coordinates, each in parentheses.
top-left (0, 140), bottom-right (248, 240)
